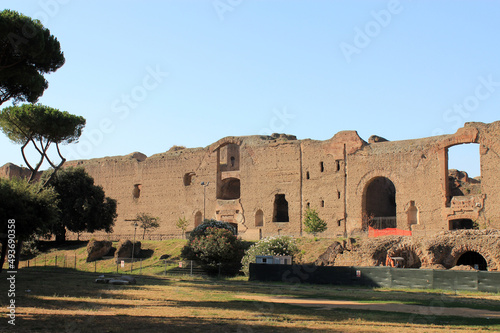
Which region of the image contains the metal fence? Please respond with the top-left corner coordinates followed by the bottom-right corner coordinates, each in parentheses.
top-left (249, 264), bottom-right (500, 293)
top-left (9, 254), bottom-right (205, 276)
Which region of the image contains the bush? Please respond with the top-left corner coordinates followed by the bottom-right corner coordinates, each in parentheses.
top-left (303, 207), bottom-right (327, 237)
top-left (181, 219), bottom-right (243, 276)
top-left (241, 236), bottom-right (299, 276)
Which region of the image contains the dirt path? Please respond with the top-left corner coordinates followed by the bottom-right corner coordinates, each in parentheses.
top-left (236, 295), bottom-right (500, 319)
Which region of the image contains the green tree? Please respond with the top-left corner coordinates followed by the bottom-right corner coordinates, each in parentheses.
top-left (0, 9), bottom-right (65, 105)
top-left (241, 236), bottom-right (299, 276)
top-left (0, 178), bottom-right (58, 271)
top-left (42, 167), bottom-right (117, 242)
top-left (181, 219), bottom-right (244, 276)
top-left (0, 104), bottom-right (85, 184)
top-left (176, 216), bottom-right (189, 238)
top-left (303, 207), bottom-right (327, 238)
top-left (135, 212), bottom-right (160, 240)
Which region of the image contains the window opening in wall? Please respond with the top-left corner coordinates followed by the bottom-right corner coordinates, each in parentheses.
top-left (273, 194), bottom-right (289, 222)
top-left (321, 200), bottom-right (325, 207)
top-left (337, 220), bottom-right (341, 227)
top-left (306, 171), bottom-right (310, 179)
top-left (320, 161), bottom-right (324, 172)
top-left (194, 211), bottom-right (202, 227)
top-left (447, 143), bottom-right (481, 198)
top-left (449, 218), bottom-right (476, 230)
top-left (132, 184), bottom-right (141, 199)
top-left (255, 209), bottom-right (264, 227)
top-left (217, 177), bottom-right (241, 200)
top-left (337, 191), bottom-right (341, 199)
top-left (456, 251), bottom-right (487, 270)
top-left (336, 160), bottom-right (341, 172)
top-left (219, 143), bottom-right (240, 171)
top-left (306, 202), bottom-right (310, 208)
top-left (183, 172), bottom-right (195, 186)
top-left (363, 177), bottom-right (396, 229)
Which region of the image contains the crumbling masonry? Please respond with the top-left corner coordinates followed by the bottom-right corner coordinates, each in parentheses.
top-left (2, 121), bottom-right (500, 270)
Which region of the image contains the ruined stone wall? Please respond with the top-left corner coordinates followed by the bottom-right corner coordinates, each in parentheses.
top-left (237, 137), bottom-right (302, 238)
top-left (2, 121), bottom-right (500, 243)
top-left (346, 137), bottom-right (447, 236)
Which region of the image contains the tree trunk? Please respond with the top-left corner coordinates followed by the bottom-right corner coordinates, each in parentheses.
top-left (14, 239), bottom-right (23, 269)
top-left (0, 237), bottom-right (7, 273)
top-left (55, 228), bottom-right (66, 243)
top-left (142, 228), bottom-right (146, 240)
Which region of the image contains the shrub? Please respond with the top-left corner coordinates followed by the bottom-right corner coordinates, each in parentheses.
top-left (303, 207), bottom-right (327, 238)
top-left (181, 219), bottom-right (243, 276)
top-left (241, 236), bottom-right (299, 276)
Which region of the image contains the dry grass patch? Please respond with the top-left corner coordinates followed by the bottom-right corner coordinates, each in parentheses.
top-left (1, 268), bottom-right (499, 332)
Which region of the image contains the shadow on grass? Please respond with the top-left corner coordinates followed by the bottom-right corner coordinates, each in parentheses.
top-left (3, 267), bottom-right (500, 332)
top-left (181, 278), bottom-right (500, 312)
top-left (16, 313), bottom-right (340, 333)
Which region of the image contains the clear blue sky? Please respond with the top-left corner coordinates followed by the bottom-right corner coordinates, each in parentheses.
top-left (2, 1), bottom-right (499, 178)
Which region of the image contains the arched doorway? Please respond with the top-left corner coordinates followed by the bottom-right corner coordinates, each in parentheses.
top-left (364, 177), bottom-right (396, 229)
top-left (456, 251), bottom-right (487, 270)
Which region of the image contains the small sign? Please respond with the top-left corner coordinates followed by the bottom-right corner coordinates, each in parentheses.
top-left (179, 262), bottom-right (183, 268)
top-left (121, 260), bottom-right (125, 268)
top-left (356, 270), bottom-right (361, 278)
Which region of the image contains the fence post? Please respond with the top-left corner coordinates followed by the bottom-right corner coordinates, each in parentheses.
top-left (190, 261), bottom-right (193, 276)
top-left (44, 254), bottom-right (46, 267)
top-left (27, 260), bottom-right (30, 268)
top-left (116, 261), bottom-right (119, 274)
top-left (55, 255), bottom-right (57, 267)
top-left (74, 253), bottom-right (77, 270)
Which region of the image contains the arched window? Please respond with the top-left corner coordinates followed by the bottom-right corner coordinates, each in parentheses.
top-left (194, 211), bottom-right (202, 227)
top-left (255, 210), bottom-right (264, 227)
top-left (133, 184), bottom-right (141, 199)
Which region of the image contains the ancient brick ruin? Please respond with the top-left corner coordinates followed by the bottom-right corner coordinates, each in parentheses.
top-left (2, 121), bottom-right (500, 270)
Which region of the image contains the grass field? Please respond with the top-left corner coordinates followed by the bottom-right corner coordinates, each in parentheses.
top-left (2, 239), bottom-right (500, 332)
top-left (1, 267), bottom-right (500, 332)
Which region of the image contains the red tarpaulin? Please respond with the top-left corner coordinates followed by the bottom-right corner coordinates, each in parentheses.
top-left (368, 226), bottom-right (412, 237)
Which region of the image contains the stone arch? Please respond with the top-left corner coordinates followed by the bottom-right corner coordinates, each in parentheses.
top-left (456, 251), bottom-right (488, 270)
top-left (209, 137), bottom-right (242, 153)
top-left (388, 243), bottom-right (426, 268)
top-left (445, 245), bottom-right (498, 270)
top-left (362, 176), bottom-right (396, 229)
